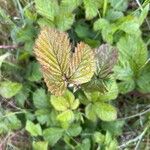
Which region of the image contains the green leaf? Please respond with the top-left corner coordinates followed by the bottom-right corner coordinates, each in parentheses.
top-left (109, 0), bottom-right (128, 11)
top-left (139, 4), bottom-right (149, 25)
top-left (119, 19), bottom-right (140, 35)
top-left (32, 141), bottom-right (48, 150)
top-left (94, 102), bottom-right (117, 121)
top-left (35, 0), bottom-right (58, 21)
top-left (57, 110), bottom-right (74, 122)
top-left (93, 132), bottom-right (105, 144)
top-left (67, 124), bottom-right (82, 137)
top-left (76, 138), bottom-right (91, 150)
top-left (35, 109), bottom-right (51, 125)
top-left (97, 78), bottom-right (118, 101)
top-left (94, 18), bottom-right (109, 31)
top-left (51, 95), bottom-right (68, 111)
top-left (85, 103), bottom-right (97, 121)
top-left (33, 88), bottom-right (49, 109)
top-left (117, 35), bottom-right (148, 73)
top-left (0, 81), bottom-right (22, 98)
top-left (137, 62), bottom-right (150, 93)
top-left (71, 99), bottom-right (80, 110)
top-left (55, 12), bottom-right (74, 31)
top-left (83, 78), bottom-right (118, 100)
top-left (0, 110), bottom-right (21, 134)
top-left (60, 0), bottom-right (82, 12)
top-left (106, 9), bottom-right (123, 21)
top-left (83, 0), bottom-right (100, 20)
top-left (15, 85), bottom-right (30, 107)
top-left (101, 120), bottom-right (124, 136)
top-left (43, 127), bottom-right (64, 146)
top-left (25, 120), bottom-right (42, 136)
top-left (26, 62), bottom-right (43, 82)
top-left (0, 53), bottom-right (10, 78)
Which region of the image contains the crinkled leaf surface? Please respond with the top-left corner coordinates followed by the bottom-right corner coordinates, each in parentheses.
top-left (83, 0), bottom-right (101, 20)
top-left (69, 42), bottom-right (95, 85)
top-left (34, 28), bottom-right (95, 95)
top-left (34, 28), bottom-right (71, 95)
top-left (35, 0), bottom-right (58, 21)
top-left (95, 44), bottom-right (118, 78)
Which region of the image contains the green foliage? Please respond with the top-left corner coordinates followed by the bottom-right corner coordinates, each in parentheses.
top-left (25, 120), bottom-right (42, 136)
top-left (32, 141), bottom-right (48, 150)
top-left (0, 0), bottom-right (150, 149)
top-left (43, 127), bottom-right (64, 146)
top-left (0, 81), bottom-right (22, 98)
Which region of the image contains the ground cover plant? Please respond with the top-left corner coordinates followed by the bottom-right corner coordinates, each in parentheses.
top-left (0, 0), bottom-right (150, 149)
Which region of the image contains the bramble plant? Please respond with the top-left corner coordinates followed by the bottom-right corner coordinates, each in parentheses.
top-left (0, 0), bottom-right (150, 150)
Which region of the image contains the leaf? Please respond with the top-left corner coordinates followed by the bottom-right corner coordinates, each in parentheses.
top-left (32, 141), bottom-right (48, 150)
top-left (35, 109), bottom-right (51, 125)
top-left (69, 42), bottom-right (95, 85)
top-left (76, 138), bottom-right (91, 150)
top-left (95, 44), bottom-right (118, 78)
top-left (15, 85), bottom-right (30, 107)
top-left (25, 120), bottom-right (42, 136)
top-left (51, 90), bottom-right (79, 111)
top-left (139, 4), bottom-right (149, 25)
top-left (117, 35), bottom-right (148, 73)
top-left (0, 81), bottom-right (22, 98)
top-left (34, 28), bottom-right (95, 95)
top-left (97, 78), bottom-right (118, 101)
top-left (67, 123), bottom-right (82, 137)
top-left (57, 110), bottom-right (74, 122)
top-left (71, 99), bottom-right (80, 110)
top-left (0, 110), bottom-right (22, 134)
top-left (61, 0), bottom-right (82, 12)
top-left (0, 53), bottom-right (10, 78)
top-left (108, 0), bottom-right (128, 11)
top-left (93, 132), bottom-right (105, 144)
top-left (119, 19), bottom-right (140, 35)
top-left (106, 9), bottom-right (123, 21)
top-left (35, 0), bottom-right (58, 21)
top-left (33, 88), bottom-right (49, 109)
top-left (85, 103), bottom-right (97, 121)
top-left (101, 120), bottom-right (124, 136)
top-left (55, 13), bottom-right (75, 31)
top-left (43, 127), bottom-right (64, 146)
top-left (26, 62), bottom-right (43, 82)
top-left (137, 62), bottom-right (150, 93)
top-left (34, 27), bottom-right (71, 95)
top-left (94, 18), bottom-right (109, 31)
top-left (51, 95), bottom-right (68, 111)
top-left (83, 0), bottom-right (100, 20)
top-left (94, 102), bottom-right (117, 121)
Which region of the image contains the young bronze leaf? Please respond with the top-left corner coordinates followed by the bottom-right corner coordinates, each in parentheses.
top-left (34, 28), bottom-right (71, 95)
top-left (95, 44), bottom-right (118, 78)
top-left (69, 42), bottom-right (95, 85)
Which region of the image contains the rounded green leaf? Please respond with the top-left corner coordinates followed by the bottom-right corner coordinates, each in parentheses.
top-left (0, 81), bottom-right (22, 98)
top-left (43, 127), bottom-right (64, 146)
top-left (94, 102), bottom-right (117, 121)
top-left (51, 95), bottom-right (68, 111)
top-left (57, 110), bottom-right (74, 122)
